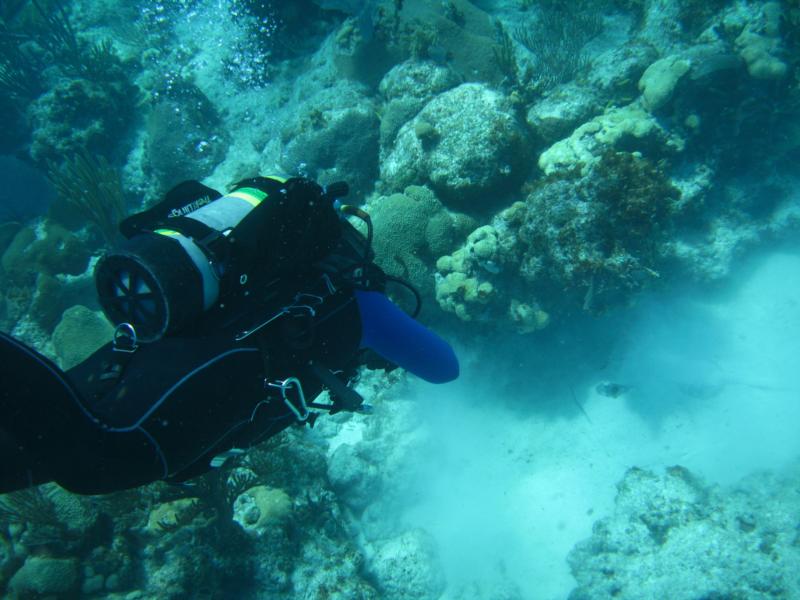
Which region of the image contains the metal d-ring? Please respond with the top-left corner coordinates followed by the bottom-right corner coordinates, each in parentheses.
top-left (113, 323), bottom-right (138, 353)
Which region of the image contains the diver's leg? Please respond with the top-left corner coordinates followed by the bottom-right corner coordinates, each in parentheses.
top-left (0, 332), bottom-right (87, 492)
top-left (0, 332), bottom-right (166, 494)
top-left (0, 427), bottom-right (52, 494)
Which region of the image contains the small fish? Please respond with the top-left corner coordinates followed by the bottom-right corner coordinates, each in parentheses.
top-left (481, 259), bottom-right (501, 274)
top-left (595, 381), bottom-right (631, 398)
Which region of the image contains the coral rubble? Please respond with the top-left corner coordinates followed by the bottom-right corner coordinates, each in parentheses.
top-left (568, 464), bottom-right (800, 599)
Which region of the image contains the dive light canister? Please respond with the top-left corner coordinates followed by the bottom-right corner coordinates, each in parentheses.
top-left (95, 187), bottom-right (269, 341)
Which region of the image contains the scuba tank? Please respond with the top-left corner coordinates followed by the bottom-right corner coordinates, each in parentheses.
top-left (95, 177), bottom-right (348, 341)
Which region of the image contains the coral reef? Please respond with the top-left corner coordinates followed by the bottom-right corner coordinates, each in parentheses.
top-left (0, 483), bottom-right (130, 596)
top-left (331, 0), bottom-right (502, 88)
top-left (538, 101), bottom-right (685, 176)
top-left (569, 464), bottom-right (800, 599)
top-left (1, 0), bottom-right (799, 598)
top-left (28, 74), bottom-right (137, 166)
top-left (437, 150), bottom-right (680, 328)
top-left (1, 0), bottom-right (138, 165)
top-left (520, 152), bottom-right (679, 312)
top-left (48, 151), bottom-right (127, 247)
top-left (511, 0), bottom-right (604, 93)
top-left (526, 38), bottom-right (657, 146)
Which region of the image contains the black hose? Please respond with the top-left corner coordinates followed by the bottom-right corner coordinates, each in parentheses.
top-left (336, 203), bottom-right (420, 318)
top-left (385, 275), bottom-right (422, 319)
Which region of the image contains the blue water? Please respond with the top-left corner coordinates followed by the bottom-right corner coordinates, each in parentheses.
top-left (0, 156), bottom-right (55, 223)
top-left (1, 0), bottom-right (799, 598)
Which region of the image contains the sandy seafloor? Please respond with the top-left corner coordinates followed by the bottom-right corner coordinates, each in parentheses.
top-left (381, 247), bottom-right (800, 599)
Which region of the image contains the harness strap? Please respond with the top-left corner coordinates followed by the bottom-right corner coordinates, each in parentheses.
top-left (305, 362), bottom-right (367, 414)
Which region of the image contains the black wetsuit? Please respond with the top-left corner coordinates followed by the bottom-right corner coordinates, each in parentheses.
top-left (1, 175), bottom-right (369, 495)
top-left (0, 275), bottom-right (364, 495)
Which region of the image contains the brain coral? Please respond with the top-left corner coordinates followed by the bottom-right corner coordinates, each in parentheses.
top-left (367, 185), bottom-right (473, 308)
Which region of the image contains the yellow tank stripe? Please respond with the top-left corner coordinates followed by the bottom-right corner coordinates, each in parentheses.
top-left (265, 175), bottom-right (287, 183)
top-left (154, 229), bottom-right (182, 237)
top-left (227, 187), bottom-right (268, 207)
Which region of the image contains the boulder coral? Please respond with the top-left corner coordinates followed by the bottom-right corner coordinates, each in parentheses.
top-left (232, 486), bottom-right (292, 538)
top-left (381, 83), bottom-right (531, 209)
top-left (368, 529), bottom-right (445, 600)
top-left (280, 81), bottom-right (380, 198)
top-left (378, 60), bottom-right (459, 148)
top-left (52, 305), bottom-right (114, 370)
top-left (638, 54), bottom-right (692, 112)
top-left (146, 498), bottom-right (201, 535)
top-left (1, 221), bottom-right (90, 282)
top-left (0, 221), bottom-right (93, 333)
top-left (8, 556), bottom-right (80, 598)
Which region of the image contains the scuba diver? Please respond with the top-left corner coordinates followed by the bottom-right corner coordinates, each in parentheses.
top-left (0, 176), bottom-right (459, 495)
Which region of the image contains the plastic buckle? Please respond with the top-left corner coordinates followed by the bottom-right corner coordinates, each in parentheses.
top-left (112, 323), bottom-right (138, 353)
top-left (267, 377), bottom-right (310, 422)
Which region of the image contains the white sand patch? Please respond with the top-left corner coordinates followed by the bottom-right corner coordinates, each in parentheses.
top-left (396, 249), bottom-right (800, 599)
